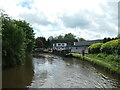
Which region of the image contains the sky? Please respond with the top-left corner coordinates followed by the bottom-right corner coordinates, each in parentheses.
top-left (0, 0), bottom-right (119, 40)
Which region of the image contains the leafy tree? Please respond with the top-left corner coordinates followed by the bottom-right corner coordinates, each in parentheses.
top-left (64, 33), bottom-right (76, 39)
top-left (2, 12), bottom-right (35, 68)
top-left (103, 37), bottom-right (113, 43)
top-left (79, 38), bottom-right (86, 41)
top-left (35, 37), bottom-right (47, 48)
top-left (2, 14), bottom-right (26, 67)
top-left (14, 20), bottom-right (35, 55)
top-left (54, 35), bottom-right (64, 40)
top-left (35, 37), bottom-right (44, 48)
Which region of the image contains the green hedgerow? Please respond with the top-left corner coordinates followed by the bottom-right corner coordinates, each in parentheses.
top-left (100, 39), bottom-right (120, 54)
top-left (88, 43), bottom-right (103, 54)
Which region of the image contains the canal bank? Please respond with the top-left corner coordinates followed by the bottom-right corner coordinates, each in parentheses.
top-left (71, 53), bottom-right (120, 76)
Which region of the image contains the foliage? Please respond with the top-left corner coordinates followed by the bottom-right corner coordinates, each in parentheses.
top-left (86, 53), bottom-right (120, 65)
top-left (2, 15), bottom-right (25, 67)
top-left (100, 39), bottom-right (120, 54)
top-left (55, 35), bottom-right (64, 40)
top-left (103, 37), bottom-right (116, 43)
top-left (35, 37), bottom-right (47, 48)
top-left (64, 33), bottom-right (76, 39)
top-left (14, 20), bottom-right (35, 54)
top-left (72, 53), bottom-right (120, 74)
top-left (53, 33), bottom-right (76, 40)
top-left (2, 12), bottom-right (35, 68)
top-left (78, 38), bottom-right (86, 41)
top-left (88, 43), bottom-right (103, 54)
top-left (48, 36), bottom-right (54, 41)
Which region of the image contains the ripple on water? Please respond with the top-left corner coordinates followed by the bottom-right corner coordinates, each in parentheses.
top-left (30, 54), bottom-right (120, 88)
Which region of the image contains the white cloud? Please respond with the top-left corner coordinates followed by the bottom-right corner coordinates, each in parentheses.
top-left (0, 0), bottom-right (118, 40)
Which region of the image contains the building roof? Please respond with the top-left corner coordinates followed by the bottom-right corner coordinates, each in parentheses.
top-left (74, 40), bottom-right (103, 46)
top-left (51, 39), bottom-right (78, 43)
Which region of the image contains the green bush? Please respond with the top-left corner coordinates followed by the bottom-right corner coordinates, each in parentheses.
top-left (105, 55), bottom-right (115, 62)
top-left (97, 53), bottom-right (107, 59)
top-left (88, 43), bottom-right (103, 54)
top-left (100, 39), bottom-right (120, 54)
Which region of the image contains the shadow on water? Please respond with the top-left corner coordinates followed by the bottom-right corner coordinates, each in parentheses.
top-left (2, 57), bottom-right (34, 88)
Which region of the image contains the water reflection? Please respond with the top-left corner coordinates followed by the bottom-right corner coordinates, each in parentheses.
top-left (2, 58), bottom-right (34, 88)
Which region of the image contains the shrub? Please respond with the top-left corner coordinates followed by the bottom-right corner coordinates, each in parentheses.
top-left (105, 55), bottom-right (115, 62)
top-left (97, 53), bottom-right (107, 59)
top-left (100, 39), bottom-right (120, 54)
top-left (88, 43), bottom-right (103, 54)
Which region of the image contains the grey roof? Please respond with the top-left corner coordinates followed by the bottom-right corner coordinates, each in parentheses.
top-left (74, 40), bottom-right (103, 46)
top-left (51, 39), bottom-right (78, 43)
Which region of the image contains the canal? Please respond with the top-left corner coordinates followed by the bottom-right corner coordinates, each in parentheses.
top-left (2, 54), bottom-right (120, 88)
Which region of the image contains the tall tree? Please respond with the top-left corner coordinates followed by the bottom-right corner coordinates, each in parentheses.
top-left (2, 13), bottom-right (26, 67)
top-left (35, 37), bottom-right (44, 48)
top-left (64, 33), bottom-right (76, 39)
top-left (2, 12), bottom-right (35, 68)
top-left (14, 20), bottom-right (35, 54)
top-left (35, 37), bottom-right (47, 48)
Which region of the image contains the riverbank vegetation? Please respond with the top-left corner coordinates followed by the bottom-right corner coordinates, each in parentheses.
top-left (2, 12), bottom-right (35, 68)
top-left (72, 39), bottom-right (120, 74)
top-left (88, 39), bottom-right (120, 63)
top-left (72, 53), bottom-right (120, 74)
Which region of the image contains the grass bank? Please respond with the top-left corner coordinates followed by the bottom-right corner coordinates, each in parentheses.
top-left (72, 53), bottom-right (120, 75)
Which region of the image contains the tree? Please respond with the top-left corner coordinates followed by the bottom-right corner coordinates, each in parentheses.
top-left (14, 20), bottom-right (35, 54)
top-left (2, 13), bottom-right (26, 67)
top-left (35, 37), bottom-right (47, 48)
top-left (54, 35), bottom-right (64, 40)
top-left (2, 12), bottom-right (35, 68)
top-left (35, 37), bottom-right (44, 48)
top-left (79, 38), bottom-right (86, 41)
top-left (48, 36), bottom-right (54, 41)
top-left (103, 37), bottom-right (112, 43)
top-left (64, 33), bottom-right (76, 39)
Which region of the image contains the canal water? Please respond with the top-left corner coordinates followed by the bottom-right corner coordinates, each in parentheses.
top-left (2, 54), bottom-right (120, 88)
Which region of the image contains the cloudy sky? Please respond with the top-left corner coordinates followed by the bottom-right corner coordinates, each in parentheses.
top-left (0, 0), bottom-right (119, 40)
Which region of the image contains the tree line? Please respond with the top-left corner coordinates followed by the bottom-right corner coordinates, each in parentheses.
top-left (1, 11), bottom-right (35, 68)
top-left (35, 33), bottom-right (86, 48)
top-left (35, 32), bottom-right (120, 49)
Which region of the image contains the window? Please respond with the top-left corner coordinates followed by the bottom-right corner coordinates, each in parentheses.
top-left (62, 43), bottom-right (64, 46)
top-left (58, 43), bottom-right (61, 46)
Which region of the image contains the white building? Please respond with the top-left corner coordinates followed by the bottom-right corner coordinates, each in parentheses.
top-left (53, 43), bottom-right (67, 50)
top-left (51, 39), bottom-right (78, 50)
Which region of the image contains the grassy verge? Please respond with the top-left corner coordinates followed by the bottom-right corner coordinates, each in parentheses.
top-left (71, 53), bottom-right (120, 74)
top-left (86, 53), bottom-right (120, 66)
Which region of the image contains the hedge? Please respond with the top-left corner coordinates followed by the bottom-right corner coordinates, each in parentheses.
top-left (100, 39), bottom-right (120, 54)
top-left (88, 43), bottom-right (103, 54)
